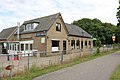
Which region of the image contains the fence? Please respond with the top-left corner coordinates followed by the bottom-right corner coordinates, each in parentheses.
top-left (0, 46), bottom-right (118, 79)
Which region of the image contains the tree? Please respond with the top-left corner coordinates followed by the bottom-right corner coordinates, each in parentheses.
top-left (116, 0), bottom-right (120, 43)
top-left (95, 38), bottom-right (101, 53)
top-left (115, 27), bottom-right (120, 43)
top-left (73, 18), bottom-right (117, 44)
top-left (117, 0), bottom-right (120, 27)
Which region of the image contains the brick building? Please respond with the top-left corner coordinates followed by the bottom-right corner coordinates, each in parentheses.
top-left (0, 13), bottom-right (93, 55)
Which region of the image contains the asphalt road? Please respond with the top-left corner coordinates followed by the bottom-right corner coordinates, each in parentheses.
top-left (33, 51), bottom-right (120, 80)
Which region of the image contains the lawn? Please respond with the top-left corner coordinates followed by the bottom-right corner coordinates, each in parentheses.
top-left (110, 65), bottom-right (120, 80)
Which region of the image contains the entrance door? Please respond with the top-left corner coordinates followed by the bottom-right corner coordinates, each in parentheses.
top-left (63, 41), bottom-right (66, 54)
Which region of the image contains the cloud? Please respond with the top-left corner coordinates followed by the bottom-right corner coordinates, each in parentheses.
top-left (0, 0), bottom-right (119, 31)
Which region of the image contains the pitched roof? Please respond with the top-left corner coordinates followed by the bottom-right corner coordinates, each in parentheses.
top-left (65, 23), bottom-right (91, 38)
top-left (20, 13), bottom-right (60, 34)
top-left (0, 13), bottom-right (92, 39)
top-left (20, 13), bottom-right (91, 38)
top-left (0, 26), bottom-right (17, 40)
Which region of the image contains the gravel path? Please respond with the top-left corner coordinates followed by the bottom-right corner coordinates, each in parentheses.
top-left (33, 51), bottom-right (120, 80)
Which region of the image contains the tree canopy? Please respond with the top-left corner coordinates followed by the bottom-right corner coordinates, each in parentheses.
top-left (116, 0), bottom-right (120, 43)
top-left (117, 0), bottom-right (120, 26)
top-left (73, 18), bottom-right (118, 44)
top-left (72, 1), bottom-right (120, 45)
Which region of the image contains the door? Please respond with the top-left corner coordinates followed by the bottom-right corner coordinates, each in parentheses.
top-left (63, 41), bottom-right (66, 54)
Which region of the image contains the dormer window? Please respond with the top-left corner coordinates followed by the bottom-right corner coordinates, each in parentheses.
top-left (24, 23), bottom-right (38, 31)
top-left (33, 23), bottom-right (38, 28)
top-left (26, 24), bottom-right (33, 30)
top-left (56, 23), bottom-right (61, 31)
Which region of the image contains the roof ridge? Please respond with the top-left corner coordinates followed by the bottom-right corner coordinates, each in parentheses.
top-left (3, 26), bottom-right (17, 30)
top-left (65, 23), bottom-right (92, 38)
top-left (65, 23), bottom-right (86, 31)
top-left (24, 12), bottom-right (60, 22)
top-left (0, 26), bottom-right (17, 40)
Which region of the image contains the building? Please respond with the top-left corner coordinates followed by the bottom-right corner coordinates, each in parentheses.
top-left (0, 13), bottom-right (93, 55)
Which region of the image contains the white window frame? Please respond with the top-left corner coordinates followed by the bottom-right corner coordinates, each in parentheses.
top-left (56, 23), bottom-right (61, 31)
top-left (24, 23), bottom-right (38, 31)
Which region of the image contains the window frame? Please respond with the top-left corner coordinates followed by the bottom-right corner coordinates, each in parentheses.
top-left (76, 40), bottom-right (80, 46)
top-left (21, 44), bottom-right (24, 51)
top-left (85, 41), bottom-right (87, 47)
top-left (81, 41), bottom-right (83, 49)
top-left (24, 23), bottom-right (38, 31)
top-left (52, 40), bottom-right (59, 47)
top-left (25, 44), bottom-right (29, 50)
top-left (30, 44), bottom-right (32, 50)
top-left (89, 41), bottom-right (91, 48)
top-left (56, 23), bottom-right (61, 31)
top-left (71, 40), bottom-right (75, 46)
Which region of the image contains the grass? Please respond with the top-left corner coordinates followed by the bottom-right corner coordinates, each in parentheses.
top-left (3, 49), bottom-right (120, 80)
top-left (110, 65), bottom-right (120, 80)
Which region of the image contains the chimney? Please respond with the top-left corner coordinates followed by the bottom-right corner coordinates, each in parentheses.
top-left (17, 22), bottom-right (20, 41)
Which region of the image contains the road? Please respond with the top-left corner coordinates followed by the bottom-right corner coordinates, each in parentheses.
top-left (33, 51), bottom-right (120, 80)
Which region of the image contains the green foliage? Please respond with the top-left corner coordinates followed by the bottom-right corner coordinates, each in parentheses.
top-left (115, 27), bottom-right (120, 43)
top-left (116, 0), bottom-right (120, 43)
top-left (95, 38), bottom-right (101, 53)
top-left (110, 65), bottom-right (120, 80)
top-left (73, 18), bottom-right (118, 44)
top-left (117, 0), bottom-right (120, 26)
top-left (95, 38), bottom-right (101, 47)
top-left (113, 43), bottom-right (120, 50)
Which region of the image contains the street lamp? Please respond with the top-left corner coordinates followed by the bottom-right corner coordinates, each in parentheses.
top-left (112, 34), bottom-right (116, 43)
top-left (112, 34), bottom-right (116, 49)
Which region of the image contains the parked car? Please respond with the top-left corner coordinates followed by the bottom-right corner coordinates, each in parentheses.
top-left (103, 45), bottom-right (106, 48)
top-left (107, 45), bottom-right (112, 48)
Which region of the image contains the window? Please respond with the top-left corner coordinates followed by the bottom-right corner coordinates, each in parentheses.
top-left (12, 45), bottom-right (14, 50)
top-left (52, 41), bottom-right (59, 47)
top-left (17, 45), bottom-right (20, 51)
top-left (26, 24), bottom-right (32, 30)
top-left (9, 44), bottom-right (14, 50)
top-left (21, 44), bottom-right (24, 51)
top-left (85, 41), bottom-right (87, 47)
top-left (30, 44), bottom-right (32, 50)
top-left (56, 23), bottom-right (61, 31)
top-left (71, 40), bottom-right (75, 46)
top-left (52, 41), bottom-right (59, 52)
top-left (9, 44), bottom-right (11, 50)
top-left (24, 23), bottom-right (38, 31)
top-left (76, 40), bottom-right (80, 46)
top-left (15, 44), bottom-right (16, 51)
top-left (32, 23), bottom-right (38, 28)
top-left (41, 37), bottom-right (45, 43)
top-left (81, 41), bottom-right (83, 49)
top-left (71, 40), bottom-right (75, 49)
top-left (89, 41), bottom-right (91, 48)
top-left (25, 44), bottom-right (28, 50)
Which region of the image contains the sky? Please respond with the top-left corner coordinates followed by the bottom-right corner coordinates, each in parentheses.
top-left (0, 0), bottom-right (119, 31)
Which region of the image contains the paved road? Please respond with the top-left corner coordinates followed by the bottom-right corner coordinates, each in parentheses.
top-left (33, 51), bottom-right (120, 80)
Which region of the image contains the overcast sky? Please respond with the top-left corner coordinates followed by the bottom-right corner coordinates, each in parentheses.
top-left (0, 0), bottom-right (119, 31)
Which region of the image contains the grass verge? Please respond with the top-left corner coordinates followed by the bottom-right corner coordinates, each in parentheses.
top-left (4, 49), bottom-right (120, 80)
top-left (110, 65), bottom-right (120, 80)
